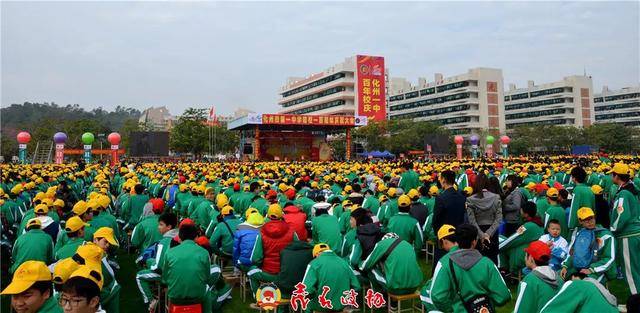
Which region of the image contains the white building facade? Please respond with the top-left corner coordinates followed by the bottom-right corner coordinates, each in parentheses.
top-left (593, 86), bottom-right (640, 126)
top-left (387, 67), bottom-right (505, 135)
top-left (503, 75), bottom-right (593, 130)
top-left (278, 56), bottom-right (363, 116)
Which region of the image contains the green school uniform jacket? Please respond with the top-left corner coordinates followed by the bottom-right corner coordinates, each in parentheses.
top-left (513, 266), bottom-right (562, 313)
top-left (568, 183), bottom-right (595, 229)
top-left (427, 247), bottom-right (511, 313)
top-left (124, 194), bottom-right (150, 226)
top-left (174, 191), bottom-right (192, 216)
top-left (399, 169), bottom-right (420, 192)
top-left (386, 213), bottom-right (423, 251)
top-left (37, 296), bottom-right (63, 313)
top-left (499, 222), bottom-right (544, 273)
top-left (311, 214), bottom-right (342, 253)
top-left (302, 250), bottom-right (360, 312)
top-left (540, 279), bottom-right (617, 313)
top-left (131, 214), bottom-right (162, 250)
top-left (362, 195), bottom-right (380, 216)
top-left (162, 240), bottom-right (210, 303)
top-left (55, 237), bottom-right (84, 260)
top-left (610, 185), bottom-right (640, 238)
top-left (192, 199), bottom-right (215, 229)
top-left (11, 229), bottom-right (54, 273)
top-left (249, 197), bottom-right (269, 216)
top-left (210, 217), bottom-right (241, 255)
top-left (359, 238), bottom-right (423, 292)
top-left (186, 195), bottom-right (205, 218)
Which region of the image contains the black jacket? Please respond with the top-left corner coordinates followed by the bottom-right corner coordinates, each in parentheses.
top-left (433, 187), bottom-right (466, 235)
top-left (275, 241), bottom-right (313, 295)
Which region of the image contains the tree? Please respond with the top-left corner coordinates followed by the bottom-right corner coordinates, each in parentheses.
top-left (583, 123), bottom-right (640, 153)
top-left (169, 108), bottom-right (209, 157)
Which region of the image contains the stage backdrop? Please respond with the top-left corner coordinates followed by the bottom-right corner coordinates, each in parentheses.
top-left (130, 132), bottom-right (170, 157)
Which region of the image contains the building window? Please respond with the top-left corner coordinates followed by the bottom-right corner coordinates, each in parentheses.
top-left (594, 101), bottom-right (640, 112)
top-left (509, 93), bottom-right (529, 100)
top-left (287, 100), bottom-right (346, 115)
top-left (436, 81), bottom-right (470, 93)
top-left (594, 97), bottom-right (603, 103)
top-left (389, 94), bottom-right (405, 102)
top-left (595, 111), bottom-right (640, 121)
top-left (505, 97), bottom-right (566, 111)
top-left (420, 88), bottom-right (436, 96)
top-left (604, 93), bottom-right (640, 102)
top-left (282, 72), bottom-right (347, 98)
top-left (281, 86), bottom-right (346, 107)
top-left (405, 91), bottom-right (419, 99)
top-left (506, 118), bottom-right (569, 129)
top-left (530, 87), bottom-right (564, 98)
top-left (389, 104), bottom-right (471, 120)
top-left (389, 92), bottom-right (471, 111)
top-left (505, 108), bottom-right (567, 120)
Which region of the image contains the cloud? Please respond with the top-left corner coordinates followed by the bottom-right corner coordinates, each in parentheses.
top-left (1, 1), bottom-right (638, 116)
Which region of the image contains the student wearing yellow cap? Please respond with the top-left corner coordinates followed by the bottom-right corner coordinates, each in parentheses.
top-left (173, 184), bottom-right (192, 218)
top-left (121, 184), bottom-right (149, 231)
top-left (387, 195), bottom-right (423, 251)
top-left (59, 266), bottom-right (105, 313)
top-left (543, 188), bottom-right (569, 240)
top-left (568, 167), bottom-right (596, 230)
top-left (10, 218), bottom-right (54, 274)
top-left (1, 260), bottom-right (62, 313)
top-left (192, 188), bottom-right (217, 231)
top-left (421, 224), bottom-right (458, 310)
top-left (91, 227), bottom-right (120, 313)
top-left (609, 163), bottom-right (640, 295)
top-left (300, 243), bottom-right (360, 312)
top-left (210, 205), bottom-right (240, 258)
top-left (561, 207), bottom-right (616, 284)
top-left (55, 216), bottom-right (88, 260)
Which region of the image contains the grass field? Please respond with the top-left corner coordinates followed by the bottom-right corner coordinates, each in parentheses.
top-left (2, 249), bottom-right (631, 313)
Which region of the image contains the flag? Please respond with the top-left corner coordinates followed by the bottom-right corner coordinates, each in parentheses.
top-left (209, 106), bottom-right (220, 126)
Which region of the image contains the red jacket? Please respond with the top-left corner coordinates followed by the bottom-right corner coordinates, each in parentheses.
top-left (260, 220), bottom-right (294, 274)
top-left (283, 205), bottom-right (308, 241)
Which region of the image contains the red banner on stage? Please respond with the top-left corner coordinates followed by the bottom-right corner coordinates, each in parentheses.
top-left (356, 55), bottom-right (386, 121)
top-left (261, 114), bottom-right (357, 126)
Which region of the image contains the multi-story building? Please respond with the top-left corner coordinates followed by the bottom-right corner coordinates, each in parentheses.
top-left (593, 86), bottom-right (640, 126)
top-left (503, 75), bottom-right (593, 130)
top-left (139, 106), bottom-right (174, 131)
top-left (387, 67), bottom-right (505, 135)
top-left (279, 56), bottom-right (379, 116)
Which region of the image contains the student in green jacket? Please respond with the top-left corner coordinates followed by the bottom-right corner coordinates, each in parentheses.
top-left (568, 167), bottom-right (596, 230)
top-left (540, 275), bottom-right (618, 313)
top-left (131, 200), bottom-right (162, 251)
top-left (191, 188), bottom-right (216, 230)
top-left (428, 224), bottom-right (511, 313)
top-left (543, 188), bottom-right (569, 239)
top-left (513, 241), bottom-right (562, 313)
top-left (387, 195), bottom-right (423, 251)
top-left (123, 184), bottom-right (150, 230)
top-left (92, 227), bottom-right (121, 313)
top-left (359, 232), bottom-right (423, 295)
top-left (499, 202), bottom-right (544, 274)
top-left (55, 216), bottom-right (88, 260)
top-left (561, 207), bottom-right (616, 284)
top-left (173, 184), bottom-right (191, 217)
top-left (420, 224), bottom-right (458, 311)
top-left (311, 201), bottom-right (342, 253)
top-left (1, 260), bottom-right (62, 313)
top-left (161, 221), bottom-right (213, 313)
top-left (136, 212), bottom-right (179, 311)
top-left (210, 205), bottom-right (241, 258)
top-left (399, 162), bottom-right (420, 192)
top-left (11, 218), bottom-right (54, 274)
top-left (302, 243), bottom-right (361, 312)
top-left (609, 163), bottom-right (640, 295)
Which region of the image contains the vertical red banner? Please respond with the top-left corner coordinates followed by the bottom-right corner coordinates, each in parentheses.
top-left (356, 55), bottom-right (386, 121)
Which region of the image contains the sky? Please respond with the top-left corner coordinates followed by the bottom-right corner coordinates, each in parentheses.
top-left (2, 1), bottom-right (639, 116)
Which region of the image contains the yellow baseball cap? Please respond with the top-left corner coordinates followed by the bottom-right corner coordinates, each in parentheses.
top-left (546, 188), bottom-right (559, 198)
top-left (216, 194), bottom-right (229, 208)
top-left (344, 185), bottom-right (353, 193)
top-left (387, 188), bottom-right (397, 198)
top-left (437, 224), bottom-right (456, 241)
top-left (398, 195), bottom-right (411, 207)
top-left (609, 163), bottom-right (630, 175)
top-left (179, 184), bottom-right (188, 192)
top-left (246, 212), bottom-right (265, 227)
top-left (267, 204), bottom-right (283, 219)
top-left (65, 216), bottom-right (88, 233)
top-left (245, 207), bottom-right (259, 219)
top-left (407, 189), bottom-right (420, 200)
top-left (378, 195), bottom-right (388, 202)
top-left (34, 203), bottom-right (49, 214)
top-left (53, 258), bottom-right (80, 285)
top-left (93, 227), bottom-right (119, 247)
top-left (26, 218), bottom-right (41, 229)
top-left (73, 200), bottom-right (89, 216)
top-left (463, 186), bottom-right (473, 195)
top-left (75, 243), bottom-right (104, 266)
top-left (591, 185), bottom-right (603, 195)
top-left (1, 261), bottom-right (52, 295)
top-left (69, 265), bottom-right (104, 290)
top-left (221, 205), bottom-right (234, 215)
top-left (53, 199), bottom-right (65, 207)
top-left (428, 185), bottom-right (439, 196)
top-left (312, 243), bottom-right (330, 257)
top-left (577, 207), bottom-right (595, 220)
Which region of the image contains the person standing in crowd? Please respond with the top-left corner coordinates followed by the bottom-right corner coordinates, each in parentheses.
top-left (387, 195), bottom-right (423, 251)
top-left (568, 166), bottom-right (596, 231)
top-left (609, 163), bottom-right (640, 295)
top-left (503, 174), bottom-right (524, 236)
top-left (513, 241), bottom-right (562, 313)
top-left (11, 218), bottom-right (54, 274)
top-left (429, 224), bottom-right (511, 312)
top-left (591, 185), bottom-right (611, 229)
top-left (399, 162), bottom-right (420, 192)
top-left (543, 188), bottom-right (569, 239)
top-left (122, 184), bottom-right (149, 231)
top-left (432, 170), bottom-right (466, 266)
top-left (466, 173), bottom-right (502, 264)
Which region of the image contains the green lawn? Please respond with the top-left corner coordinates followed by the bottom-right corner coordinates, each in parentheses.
top-left (1, 250), bottom-right (631, 313)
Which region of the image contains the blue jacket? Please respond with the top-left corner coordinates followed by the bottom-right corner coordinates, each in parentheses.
top-left (233, 222), bottom-right (261, 266)
top-left (165, 185), bottom-right (179, 209)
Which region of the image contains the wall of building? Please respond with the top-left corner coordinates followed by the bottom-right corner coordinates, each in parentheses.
top-left (593, 86), bottom-right (640, 126)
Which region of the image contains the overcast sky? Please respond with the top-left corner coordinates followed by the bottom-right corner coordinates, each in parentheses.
top-left (2, 1), bottom-right (639, 116)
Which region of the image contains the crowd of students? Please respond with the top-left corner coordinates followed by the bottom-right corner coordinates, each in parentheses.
top-left (1, 155), bottom-right (639, 313)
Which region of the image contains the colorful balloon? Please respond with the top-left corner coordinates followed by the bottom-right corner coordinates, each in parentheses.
top-left (107, 132), bottom-right (121, 145)
top-left (17, 131), bottom-right (31, 144)
top-left (454, 135), bottom-right (464, 145)
top-left (469, 135), bottom-right (480, 146)
top-left (82, 132), bottom-right (95, 145)
top-left (500, 135), bottom-right (511, 145)
top-left (53, 132), bottom-right (67, 144)
top-left (486, 135), bottom-right (495, 144)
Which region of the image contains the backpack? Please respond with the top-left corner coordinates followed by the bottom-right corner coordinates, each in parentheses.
top-left (571, 228), bottom-right (601, 269)
top-left (138, 241), bottom-right (160, 265)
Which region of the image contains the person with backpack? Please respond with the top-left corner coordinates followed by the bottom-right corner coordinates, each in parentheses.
top-left (560, 207), bottom-right (616, 284)
top-left (420, 224), bottom-right (458, 311)
top-left (302, 243), bottom-right (361, 312)
top-left (135, 212), bottom-right (179, 312)
top-left (429, 223), bottom-right (511, 313)
top-left (359, 232), bottom-right (423, 296)
top-left (387, 195), bottom-right (423, 251)
top-left (210, 205), bottom-right (241, 259)
top-left (513, 241), bottom-right (562, 313)
top-left (609, 163), bottom-right (640, 295)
